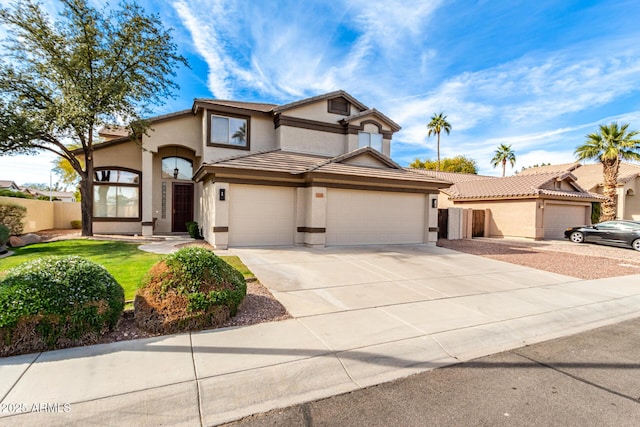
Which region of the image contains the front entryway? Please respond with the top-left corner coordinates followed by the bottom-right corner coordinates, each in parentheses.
top-left (172, 183), bottom-right (194, 232)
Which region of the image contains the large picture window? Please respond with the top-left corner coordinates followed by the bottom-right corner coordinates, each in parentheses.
top-left (358, 132), bottom-right (383, 152)
top-left (93, 168), bottom-right (140, 220)
top-left (208, 113), bottom-right (249, 148)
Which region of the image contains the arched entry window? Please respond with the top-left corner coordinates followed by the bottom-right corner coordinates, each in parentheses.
top-left (162, 157), bottom-right (193, 180)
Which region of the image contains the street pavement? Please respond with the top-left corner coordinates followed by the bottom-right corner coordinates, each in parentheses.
top-left (226, 316), bottom-right (640, 427)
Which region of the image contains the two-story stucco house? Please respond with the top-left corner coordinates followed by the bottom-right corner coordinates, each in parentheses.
top-left (90, 90), bottom-right (450, 249)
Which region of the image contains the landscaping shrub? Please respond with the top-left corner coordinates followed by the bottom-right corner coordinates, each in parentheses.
top-left (0, 202), bottom-right (26, 235)
top-left (0, 256), bottom-right (125, 356)
top-left (0, 189), bottom-right (32, 199)
top-left (185, 221), bottom-right (203, 239)
top-left (0, 224), bottom-right (9, 251)
top-left (70, 220), bottom-right (82, 229)
top-left (134, 247), bottom-right (246, 333)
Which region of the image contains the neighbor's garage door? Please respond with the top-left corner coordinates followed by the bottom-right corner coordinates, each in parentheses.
top-left (228, 184), bottom-right (295, 246)
top-left (326, 189), bottom-right (425, 245)
top-left (544, 204), bottom-right (588, 239)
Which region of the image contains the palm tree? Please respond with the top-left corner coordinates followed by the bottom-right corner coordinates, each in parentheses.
top-left (491, 144), bottom-right (516, 177)
top-left (575, 122), bottom-right (640, 221)
top-left (427, 112), bottom-right (451, 172)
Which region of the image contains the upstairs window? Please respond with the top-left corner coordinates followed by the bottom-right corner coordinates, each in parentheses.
top-left (358, 132), bottom-right (383, 152)
top-left (208, 113), bottom-right (249, 149)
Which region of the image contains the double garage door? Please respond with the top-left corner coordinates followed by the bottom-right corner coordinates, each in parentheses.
top-left (543, 203), bottom-right (589, 239)
top-left (228, 185), bottom-right (427, 247)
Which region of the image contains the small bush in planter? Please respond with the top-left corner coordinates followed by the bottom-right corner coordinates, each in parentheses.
top-left (70, 220), bottom-right (82, 229)
top-left (0, 202), bottom-right (26, 235)
top-left (134, 247), bottom-right (246, 334)
top-left (185, 221), bottom-right (203, 239)
top-left (0, 256), bottom-right (125, 357)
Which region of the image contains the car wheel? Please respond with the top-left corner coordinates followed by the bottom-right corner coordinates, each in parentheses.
top-left (633, 239), bottom-right (640, 251)
top-left (570, 231), bottom-right (585, 243)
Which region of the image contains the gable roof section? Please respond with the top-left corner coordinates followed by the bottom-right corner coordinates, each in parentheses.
top-left (409, 169), bottom-right (494, 184)
top-left (0, 180), bottom-right (20, 190)
top-left (519, 162), bottom-right (580, 175)
top-left (273, 90), bottom-right (369, 113)
top-left (194, 148), bottom-right (450, 190)
top-left (447, 172), bottom-right (604, 201)
top-left (570, 162), bottom-right (640, 191)
top-left (192, 99), bottom-right (277, 114)
top-left (340, 109), bottom-right (401, 132)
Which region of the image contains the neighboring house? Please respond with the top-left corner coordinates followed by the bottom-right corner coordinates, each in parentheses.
top-left (30, 190), bottom-right (77, 202)
top-left (0, 180), bottom-right (21, 192)
top-left (88, 90), bottom-right (450, 248)
top-left (521, 162), bottom-right (640, 221)
top-left (412, 169), bottom-right (604, 239)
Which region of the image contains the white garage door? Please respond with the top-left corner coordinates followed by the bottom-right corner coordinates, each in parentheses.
top-left (228, 184), bottom-right (295, 246)
top-left (326, 189), bottom-right (426, 245)
top-left (544, 204), bottom-right (588, 239)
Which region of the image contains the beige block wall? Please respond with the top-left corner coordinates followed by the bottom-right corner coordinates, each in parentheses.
top-left (278, 126), bottom-right (347, 156)
top-left (0, 196), bottom-right (81, 233)
top-left (453, 199), bottom-right (539, 238)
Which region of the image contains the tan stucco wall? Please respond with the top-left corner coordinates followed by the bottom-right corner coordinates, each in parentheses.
top-left (92, 140), bottom-right (142, 171)
top-left (0, 197), bottom-right (81, 233)
top-left (278, 126), bottom-right (346, 156)
top-left (623, 178), bottom-right (640, 220)
top-left (342, 153), bottom-right (388, 168)
top-left (282, 102), bottom-right (357, 123)
top-left (452, 199), bottom-right (539, 238)
top-left (93, 221), bottom-right (141, 234)
top-left (144, 114), bottom-right (201, 155)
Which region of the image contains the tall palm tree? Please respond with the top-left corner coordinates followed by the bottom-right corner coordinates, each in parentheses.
top-left (491, 144), bottom-right (516, 177)
top-left (575, 122), bottom-right (640, 221)
top-left (427, 112), bottom-right (451, 172)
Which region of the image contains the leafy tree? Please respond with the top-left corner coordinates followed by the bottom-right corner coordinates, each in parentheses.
top-left (0, 0), bottom-right (188, 236)
top-left (491, 144), bottom-right (517, 177)
top-left (410, 156), bottom-right (478, 174)
top-left (426, 112), bottom-right (452, 172)
top-left (52, 155), bottom-right (83, 199)
top-left (575, 123), bottom-right (640, 221)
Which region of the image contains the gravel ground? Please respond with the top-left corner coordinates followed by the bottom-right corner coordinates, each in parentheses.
top-left (438, 238), bottom-right (640, 280)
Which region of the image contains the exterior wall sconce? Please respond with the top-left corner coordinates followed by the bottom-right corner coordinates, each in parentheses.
top-left (173, 167), bottom-right (179, 179)
top-left (431, 198), bottom-right (437, 208)
top-left (173, 146), bottom-right (179, 179)
top-left (219, 188), bottom-right (226, 201)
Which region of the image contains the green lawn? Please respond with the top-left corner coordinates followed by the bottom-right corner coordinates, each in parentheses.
top-left (0, 240), bottom-right (255, 301)
top-left (0, 240), bottom-right (163, 300)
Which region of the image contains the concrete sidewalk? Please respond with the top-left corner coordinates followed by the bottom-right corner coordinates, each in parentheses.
top-left (1, 246), bottom-right (640, 426)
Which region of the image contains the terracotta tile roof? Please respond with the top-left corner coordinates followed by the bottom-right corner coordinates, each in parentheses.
top-left (571, 162), bottom-right (640, 191)
top-left (447, 172), bottom-right (604, 201)
top-left (197, 149), bottom-right (451, 186)
top-left (409, 169), bottom-right (494, 184)
top-left (518, 162), bottom-right (580, 175)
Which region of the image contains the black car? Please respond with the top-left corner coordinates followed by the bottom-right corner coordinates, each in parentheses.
top-left (564, 220), bottom-right (640, 251)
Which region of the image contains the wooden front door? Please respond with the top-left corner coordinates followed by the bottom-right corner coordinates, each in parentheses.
top-left (172, 183), bottom-right (194, 232)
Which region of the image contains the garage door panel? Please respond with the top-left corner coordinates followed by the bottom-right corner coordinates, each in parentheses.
top-left (326, 190), bottom-right (425, 245)
top-left (229, 184), bottom-right (294, 246)
top-left (544, 204), bottom-right (587, 239)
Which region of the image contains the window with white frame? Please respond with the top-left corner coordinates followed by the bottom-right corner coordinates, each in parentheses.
top-left (358, 132), bottom-right (383, 151)
top-left (93, 168), bottom-right (140, 220)
top-left (209, 113), bottom-right (249, 148)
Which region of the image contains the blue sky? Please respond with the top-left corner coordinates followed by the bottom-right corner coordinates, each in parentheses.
top-left (2, 0), bottom-right (640, 186)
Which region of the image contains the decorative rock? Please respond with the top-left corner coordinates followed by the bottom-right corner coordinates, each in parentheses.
top-left (8, 236), bottom-right (25, 247)
top-left (21, 234), bottom-right (42, 245)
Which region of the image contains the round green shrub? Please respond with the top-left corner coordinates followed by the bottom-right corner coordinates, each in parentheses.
top-left (0, 224), bottom-right (9, 246)
top-left (0, 256), bottom-right (124, 356)
top-left (134, 247), bottom-right (246, 333)
top-left (70, 220), bottom-right (82, 229)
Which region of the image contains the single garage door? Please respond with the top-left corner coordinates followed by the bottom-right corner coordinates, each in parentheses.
top-left (326, 189), bottom-right (426, 245)
top-left (544, 204), bottom-right (588, 239)
top-left (228, 184), bottom-right (295, 246)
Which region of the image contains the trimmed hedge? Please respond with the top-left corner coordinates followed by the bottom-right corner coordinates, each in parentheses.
top-left (0, 202), bottom-right (26, 235)
top-left (134, 247), bottom-right (246, 333)
top-left (0, 224), bottom-right (8, 248)
top-left (0, 256), bottom-right (125, 356)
